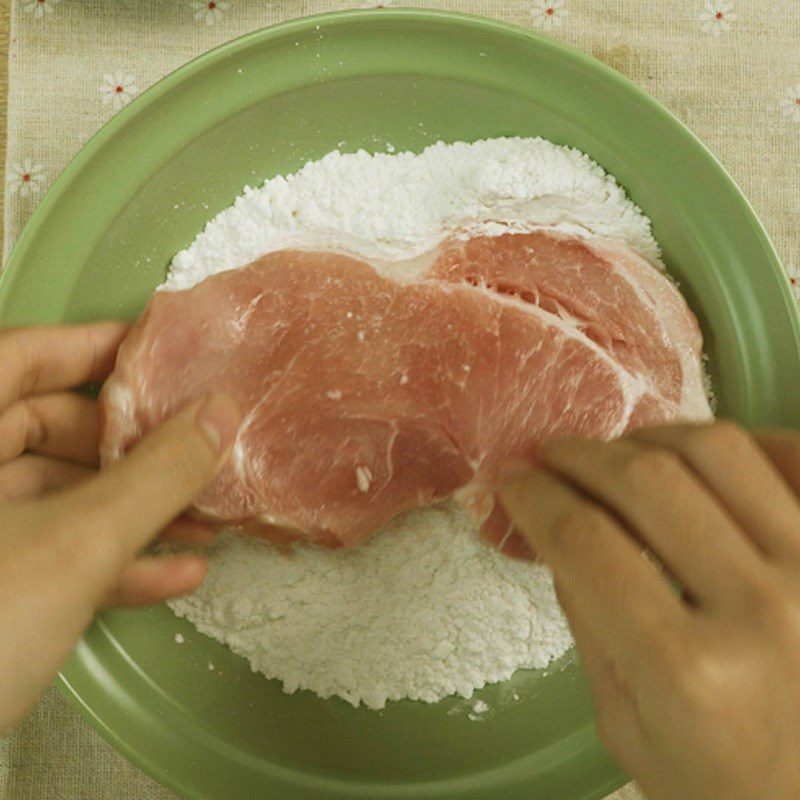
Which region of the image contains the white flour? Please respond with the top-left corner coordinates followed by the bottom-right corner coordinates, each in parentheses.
top-left (166, 137), bottom-right (662, 710)
top-left (163, 137), bottom-right (661, 291)
top-left (171, 506), bottom-right (572, 709)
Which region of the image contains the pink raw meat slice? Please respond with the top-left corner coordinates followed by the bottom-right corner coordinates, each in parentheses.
top-left (432, 231), bottom-right (709, 423)
top-left (100, 231), bottom-right (712, 548)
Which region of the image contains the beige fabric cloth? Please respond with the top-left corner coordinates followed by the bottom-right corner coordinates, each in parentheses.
top-left (1, 1), bottom-right (798, 798)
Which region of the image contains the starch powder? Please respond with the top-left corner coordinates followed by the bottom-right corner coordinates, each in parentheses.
top-left (166, 137), bottom-right (662, 710)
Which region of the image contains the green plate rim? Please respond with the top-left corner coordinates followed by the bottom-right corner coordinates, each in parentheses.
top-left (0, 8), bottom-right (797, 800)
top-left (1, 8), bottom-right (798, 354)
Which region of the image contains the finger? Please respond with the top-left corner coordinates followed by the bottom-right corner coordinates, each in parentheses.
top-left (480, 500), bottom-right (537, 560)
top-left (0, 393), bottom-right (100, 466)
top-left (631, 422), bottom-right (800, 563)
top-left (753, 428), bottom-right (800, 499)
top-left (0, 322), bottom-right (128, 408)
top-left (497, 467), bottom-right (684, 681)
top-left (556, 584), bottom-right (650, 771)
top-left (60, 393), bottom-right (241, 562)
top-left (103, 553), bottom-right (207, 607)
top-left (0, 455), bottom-right (92, 501)
top-left (539, 436), bottom-right (761, 608)
top-left (161, 517), bottom-right (218, 546)
top-left (756, 429), bottom-right (800, 495)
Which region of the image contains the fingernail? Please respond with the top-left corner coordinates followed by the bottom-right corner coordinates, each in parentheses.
top-left (197, 394), bottom-right (242, 454)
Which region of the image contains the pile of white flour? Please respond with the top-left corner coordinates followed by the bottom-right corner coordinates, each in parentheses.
top-left (167, 137), bottom-right (662, 710)
top-left (171, 507), bottom-right (571, 709)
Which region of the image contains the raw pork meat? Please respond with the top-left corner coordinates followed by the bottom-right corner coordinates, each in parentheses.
top-left (100, 230), bottom-right (712, 548)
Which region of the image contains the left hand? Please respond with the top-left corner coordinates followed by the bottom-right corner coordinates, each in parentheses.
top-left (0, 322), bottom-right (217, 560)
top-left (0, 323), bottom-right (241, 734)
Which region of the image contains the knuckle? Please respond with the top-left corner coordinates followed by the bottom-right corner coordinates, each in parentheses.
top-left (621, 446), bottom-right (683, 486)
top-left (676, 654), bottom-right (714, 707)
top-left (690, 419), bottom-right (749, 458)
top-left (662, 632), bottom-right (720, 708)
top-left (15, 335), bottom-right (40, 396)
top-left (19, 398), bottom-right (45, 449)
top-left (549, 501), bottom-right (606, 548)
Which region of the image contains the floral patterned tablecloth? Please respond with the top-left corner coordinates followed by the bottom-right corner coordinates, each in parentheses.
top-left (1, 1), bottom-right (798, 799)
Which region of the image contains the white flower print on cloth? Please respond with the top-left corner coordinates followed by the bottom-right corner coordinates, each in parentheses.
top-left (7, 159), bottom-right (45, 198)
top-left (530, 0), bottom-right (566, 32)
top-left (22, 0), bottom-right (62, 19)
top-left (699, 0), bottom-right (736, 36)
top-left (779, 83), bottom-right (800, 123)
top-left (190, 0), bottom-right (229, 25)
top-left (100, 72), bottom-right (139, 111)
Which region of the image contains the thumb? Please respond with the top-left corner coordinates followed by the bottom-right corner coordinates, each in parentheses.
top-left (66, 393), bottom-right (241, 560)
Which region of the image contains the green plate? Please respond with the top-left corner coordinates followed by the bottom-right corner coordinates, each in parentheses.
top-left (1, 10), bottom-right (799, 800)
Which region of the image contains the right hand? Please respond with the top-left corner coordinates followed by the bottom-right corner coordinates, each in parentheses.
top-left (0, 322), bottom-right (242, 735)
top-left (498, 422), bottom-right (800, 800)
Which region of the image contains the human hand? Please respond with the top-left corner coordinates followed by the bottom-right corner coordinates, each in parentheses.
top-left (497, 422), bottom-right (800, 800)
top-left (0, 323), bottom-right (241, 734)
